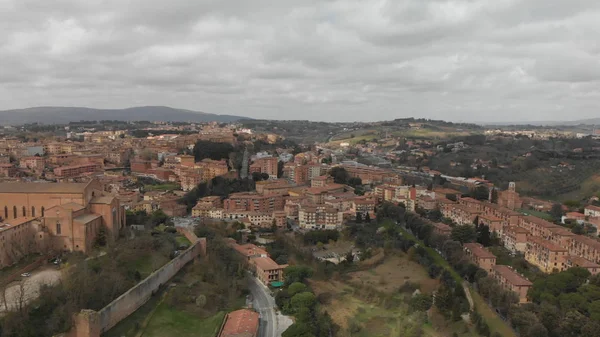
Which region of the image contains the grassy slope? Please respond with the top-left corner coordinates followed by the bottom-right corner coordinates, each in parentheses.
top-left (397, 228), bottom-right (517, 337)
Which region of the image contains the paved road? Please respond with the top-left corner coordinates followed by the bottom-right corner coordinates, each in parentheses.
top-left (248, 277), bottom-right (277, 337)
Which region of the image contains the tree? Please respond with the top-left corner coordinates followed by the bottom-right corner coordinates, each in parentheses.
top-left (451, 225), bottom-right (476, 244)
top-left (559, 310), bottom-right (586, 337)
top-left (282, 322), bottom-right (316, 337)
top-left (355, 212), bottom-right (363, 223)
top-left (470, 186), bottom-right (489, 201)
top-left (284, 266), bottom-right (313, 285)
top-left (571, 224), bottom-right (585, 235)
top-left (434, 285), bottom-right (454, 316)
top-left (476, 224), bottom-right (492, 247)
top-left (347, 177), bottom-right (362, 188)
top-left (409, 294), bottom-right (433, 312)
top-left (582, 321), bottom-right (600, 337)
top-left (490, 188), bottom-right (499, 203)
top-left (364, 213), bottom-right (371, 223)
top-left (329, 167), bottom-right (350, 185)
top-left (290, 292), bottom-right (317, 311)
top-left (550, 203), bottom-right (564, 222)
top-left (288, 282), bottom-right (308, 297)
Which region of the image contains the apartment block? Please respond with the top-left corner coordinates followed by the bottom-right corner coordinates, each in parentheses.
top-left (525, 236), bottom-right (568, 273)
top-left (298, 205), bottom-right (343, 230)
top-left (464, 243), bottom-right (496, 273)
top-left (249, 156), bottom-right (278, 179)
top-left (565, 255), bottom-right (600, 275)
top-left (502, 226), bottom-right (529, 254)
top-left (491, 265), bottom-right (532, 303)
top-left (442, 203), bottom-right (480, 225)
top-left (569, 235), bottom-right (600, 264)
top-left (54, 162), bottom-right (101, 178)
top-left (224, 192), bottom-right (285, 213)
top-left (432, 222), bottom-right (452, 236)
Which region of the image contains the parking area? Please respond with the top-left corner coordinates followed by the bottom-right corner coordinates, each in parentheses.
top-left (0, 265), bottom-right (62, 312)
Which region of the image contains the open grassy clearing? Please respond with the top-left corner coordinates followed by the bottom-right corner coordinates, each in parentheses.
top-left (397, 227), bottom-right (517, 337)
top-left (144, 183), bottom-right (181, 191)
top-left (143, 303), bottom-right (225, 337)
top-left (310, 253), bottom-right (478, 337)
top-left (470, 291), bottom-right (517, 337)
top-left (347, 255), bottom-right (439, 294)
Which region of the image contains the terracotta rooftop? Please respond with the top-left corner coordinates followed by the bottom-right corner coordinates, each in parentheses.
top-left (527, 236), bottom-right (567, 252)
top-left (464, 243), bottom-right (496, 259)
top-left (505, 226), bottom-right (530, 234)
top-left (492, 265), bottom-right (532, 287)
top-left (252, 257), bottom-right (282, 271)
top-left (0, 181), bottom-right (90, 194)
top-left (566, 255), bottom-right (600, 268)
top-left (521, 215), bottom-right (557, 228)
top-left (585, 205), bottom-right (600, 213)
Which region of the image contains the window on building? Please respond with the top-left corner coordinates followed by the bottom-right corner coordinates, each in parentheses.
top-left (31, 206), bottom-right (35, 218)
top-left (22, 206), bottom-right (26, 217)
top-left (41, 207), bottom-right (45, 217)
top-left (13, 206), bottom-right (16, 219)
top-left (56, 222), bottom-right (61, 235)
top-left (3, 206), bottom-right (7, 219)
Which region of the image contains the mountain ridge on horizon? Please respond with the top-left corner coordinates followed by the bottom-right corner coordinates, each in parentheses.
top-left (0, 106), bottom-right (252, 124)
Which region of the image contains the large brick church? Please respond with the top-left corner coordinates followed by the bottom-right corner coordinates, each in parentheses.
top-left (0, 180), bottom-right (125, 267)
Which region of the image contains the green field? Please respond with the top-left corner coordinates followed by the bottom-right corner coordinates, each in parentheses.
top-left (517, 209), bottom-right (554, 221)
top-left (144, 183), bottom-right (181, 191)
top-left (143, 303), bottom-right (225, 337)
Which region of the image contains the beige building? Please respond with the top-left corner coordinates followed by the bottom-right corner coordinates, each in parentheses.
top-left (525, 236), bottom-right (568, 273)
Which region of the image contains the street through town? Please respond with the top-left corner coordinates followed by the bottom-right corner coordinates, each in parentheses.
top-left (248, 276), bottom-right (292, 337)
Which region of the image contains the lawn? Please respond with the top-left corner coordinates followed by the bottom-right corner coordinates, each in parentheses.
top-left (517, 209), bottom-right (553, 221)
top-left (143, 303), bottom-right (225, 337)
top-left (471, 291), bottom-right (517, 337)
top-left (176, 235), bottom-right (191, 247)
top-left (144, 183), bottom-right (181, 191)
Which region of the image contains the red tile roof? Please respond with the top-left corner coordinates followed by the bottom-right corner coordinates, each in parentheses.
top-left (220, 309), bottom-right (259, 337)
top-left (252, 257), bottom-right (282, 271)
top-left (492, 265), bottom-right (532, 287)
top-left (464, 243), bottom-right (496, 259)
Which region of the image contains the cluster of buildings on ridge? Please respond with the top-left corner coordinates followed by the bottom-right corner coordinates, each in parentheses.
top-left (419, 183), bottom-right (600, 303)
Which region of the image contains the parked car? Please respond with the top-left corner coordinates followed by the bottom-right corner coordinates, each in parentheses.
top-left (20, 272), bottom-right (31, 277)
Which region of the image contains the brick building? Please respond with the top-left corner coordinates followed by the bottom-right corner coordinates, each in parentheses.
top-left (491, 265), bottom-right (532, 303)
top-left (464, 243), bottom-right (496, 273)
top-left (0, 180), bottom-right (125, 267)
top-left (218, 309), bottom-right (259, 337)
top-left (525, 236), bottom-right (568, 273)
top-left (249, 156), bottom-right (278, 179)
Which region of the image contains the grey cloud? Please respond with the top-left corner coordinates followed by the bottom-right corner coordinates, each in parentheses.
top-left (1, 0), bottom-right (600, 122)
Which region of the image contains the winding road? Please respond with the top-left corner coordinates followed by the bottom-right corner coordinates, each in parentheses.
top-left (248, 277), bottom-right (292, 337)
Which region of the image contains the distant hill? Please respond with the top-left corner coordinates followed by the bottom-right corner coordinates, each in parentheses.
top-left (484, 117), bottom-right (600, 126)
top-left (0, 106), bottom-right (251, 125)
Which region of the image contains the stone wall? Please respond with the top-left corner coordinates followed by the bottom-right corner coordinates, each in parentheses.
top-left (69, 233), bottom-right (206, 337)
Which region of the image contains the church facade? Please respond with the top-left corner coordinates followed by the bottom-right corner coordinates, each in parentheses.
top-left (0, 180), bottom-right (125, 267)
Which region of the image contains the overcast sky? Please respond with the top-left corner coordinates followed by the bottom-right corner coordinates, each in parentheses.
top-left (1, 0), bottom-right (600, 122)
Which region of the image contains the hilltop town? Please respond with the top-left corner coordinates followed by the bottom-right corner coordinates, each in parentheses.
top-left (1, 118), bottom-right (600, 337)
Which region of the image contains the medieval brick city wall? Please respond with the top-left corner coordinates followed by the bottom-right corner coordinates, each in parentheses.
top-left (69, 231), bottom-right (206, 337)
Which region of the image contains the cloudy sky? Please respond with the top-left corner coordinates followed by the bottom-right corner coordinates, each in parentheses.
top-left (1, 0), bottom-right (600, 122)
